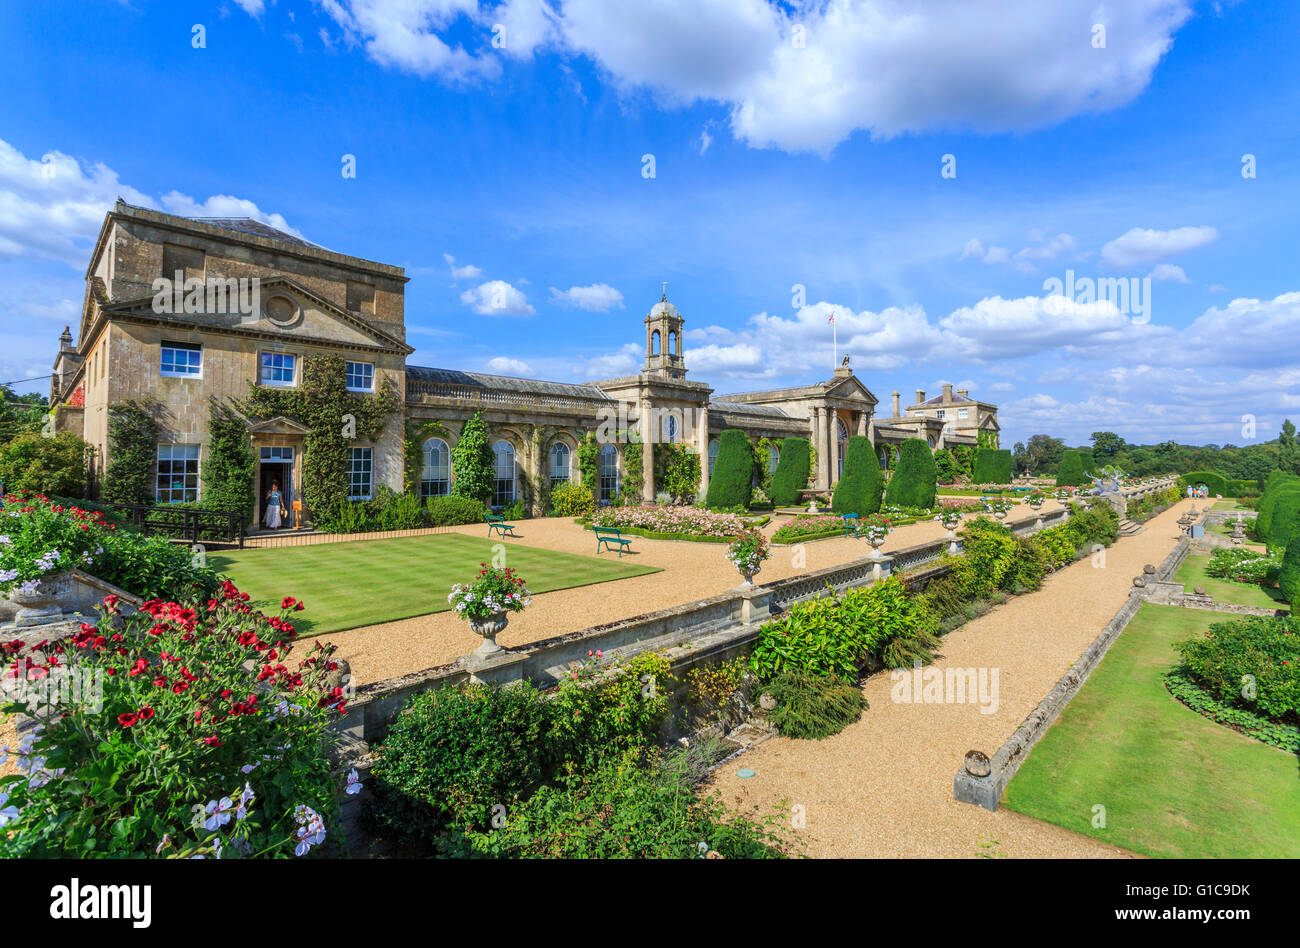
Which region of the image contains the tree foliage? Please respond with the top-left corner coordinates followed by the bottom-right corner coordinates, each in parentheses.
top-left (0, 431), bottom-right (91, 497)
top-left (450, 411), bottom-right (494, 503)
top-left (102, 400), bottom-right (161, 506)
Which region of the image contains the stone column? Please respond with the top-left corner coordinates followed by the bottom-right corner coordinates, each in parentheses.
top-left (857, 410), bottom-right (868, 437)
top-left (640, 400), bottom-right (655, 503)
top-left (696, 404), bottom-right (710, 499)
top-left (828, 408), bottom-right (840, 487)
top-left (529, 428), bottom-right (544, 517)
top-left (814, 407), bottom-right (828, 490)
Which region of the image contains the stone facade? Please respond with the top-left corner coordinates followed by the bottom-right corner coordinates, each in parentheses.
top-left (51, 202), bottom-right (1000, 525)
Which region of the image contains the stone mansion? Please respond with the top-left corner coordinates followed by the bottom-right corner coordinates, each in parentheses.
top-left (49, 201), bottom-right (999, 525)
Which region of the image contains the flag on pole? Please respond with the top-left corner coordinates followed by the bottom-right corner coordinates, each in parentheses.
top-left (829, 312), bottom-right (838, 368)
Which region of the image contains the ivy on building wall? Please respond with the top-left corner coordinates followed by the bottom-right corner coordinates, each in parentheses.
top-left (749, 436), bottom-right (780, 497)
top-left (651, 442), bottom-right (699, 503)
top-left (450, 411), bottom-right (494, 503)
top-left (620, 438), bottom-right (643, 503)
top-left (244, 355), bottom-right (401, 520)
top-left (577, 433), bottom-right (600, 495)
top-left (102, 400), bottom-right (161, 506)
top-left (977, 429), bottom-right (1000, 449)
top-left (202, 398), bottom-right (256, 520)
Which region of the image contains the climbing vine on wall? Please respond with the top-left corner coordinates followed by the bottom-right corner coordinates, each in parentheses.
top-left (102, 399), bottom-right (161, 506)
top-left (621, 438), bottom-right (643, 503)
top-left (244, 355), bottom-right (401, 520)
top-left (653, 443), bottom-right (700, 502)
top-left (203, 398), bottom-right (256, 520)
top-left (450, 411), bottom-right (494, 503)
top-left (578, 433), bottom-right (600, 495)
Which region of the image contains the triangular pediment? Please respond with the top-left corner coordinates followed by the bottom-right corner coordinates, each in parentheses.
top-left (247, 416), bottom-right (312, 436)
top-left (823, 374), bottom-right (878, 405)
top-left (96, 276), bottom-right (412, 355)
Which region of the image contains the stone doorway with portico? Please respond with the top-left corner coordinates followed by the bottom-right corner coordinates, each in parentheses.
top-left (247, 416), bottom-right (310, 531)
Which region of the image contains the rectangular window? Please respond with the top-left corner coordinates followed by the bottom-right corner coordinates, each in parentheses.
top-left (347, 447), bottom-right (373, 501)
top-left (346, 280), bottom-right (376, 315)
top-left (161, 243), bottom-right (205, 282)
top-left (156, 445), bottom-right (200, 504)
top-left (260, 351), bottom-right (297, 387)
top-left (958, 408), bottom-right (969, 419)
top-left (160, 341), bottom-right (202, 377)
top-left (346, 361), bottom-right (375, 393)
top-left (259, 446), bottom-right (295, 463)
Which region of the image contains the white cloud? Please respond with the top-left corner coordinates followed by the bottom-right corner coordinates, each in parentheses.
top-left (313, 0), bottom-right (1194, 153)
top-left (1150, 263), bottom-right (1188, 283)
top-left (962, 232), bottom-right (1077, 271)
top-left (459, 279), bottom-right (535, 315)
top-left (443, 252), bottom-right (483, 280)
top-left (578, 342), bottom-right (642, 379)
top-left (940, 294), bottom-right (1133, 361)
top-left (484, 356), bottom-right (532, 375)
top-left (234, 0), bottom-right (266, 15)
top-left (698, 127), bottom-right (713, 155)
top-left (0, 139), bottom-right (300, 267)
top-left (158, 191), bottom-right (305, 239)
top-left (1100, 225), bottom-right (1218, 269)
top-left (549, 282), bottom-right (624, 311)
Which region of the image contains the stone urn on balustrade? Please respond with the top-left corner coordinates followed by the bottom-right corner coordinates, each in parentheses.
top-left (469, 610), bottom-right (509, 658)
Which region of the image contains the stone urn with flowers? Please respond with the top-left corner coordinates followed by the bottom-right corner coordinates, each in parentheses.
top-left (726, 527), bottom-right (772, 588)
top-left (448, 564), bottom-right (533, 659)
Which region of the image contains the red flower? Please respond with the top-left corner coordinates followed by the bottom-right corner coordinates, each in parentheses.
top-left (202, 736), bottom-right (222, 747)
top-left (137, 706), bottom-right (155, 721)
top-left (118, 712), bottom-right (138, 728)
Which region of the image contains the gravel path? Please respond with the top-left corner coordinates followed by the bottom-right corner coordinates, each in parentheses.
top-left (705, 497), bottom-right (1198, 859)
top-left (308, 502), bottom-right (1061, 685)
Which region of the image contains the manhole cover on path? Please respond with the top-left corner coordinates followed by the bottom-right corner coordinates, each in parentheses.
top-left (735, 768), bottom-right (756, 779)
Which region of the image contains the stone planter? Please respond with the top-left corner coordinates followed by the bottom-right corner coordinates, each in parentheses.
top-left (739, 567), bottom-right (761, 589)
top-left (4, 572), bottom-right (73, 627)
top-left (469, 610), bottom-right (509, 657)
top-left (993, 509), bottom-right (1008, 521)
top-left (868, 535), bottom-right (886, 557)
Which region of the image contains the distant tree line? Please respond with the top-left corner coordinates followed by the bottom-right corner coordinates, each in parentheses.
top-left (1009, 421), bottom-right (1299, 485)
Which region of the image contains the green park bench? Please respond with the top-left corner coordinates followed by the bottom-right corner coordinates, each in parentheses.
top-left (593, 525), bottom-right (633, 557)
top-left (485, 513), bottom-right (518, 538)
top-left (1011, 486), bottom-right (1032, 495)
top-left (841, 514), bottom-right (862, 538)
top-left (980, 492), bottom-right (1003, 502)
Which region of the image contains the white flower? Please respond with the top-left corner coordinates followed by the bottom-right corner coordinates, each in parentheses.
top-left (203, 797), bottom-right (234, 831)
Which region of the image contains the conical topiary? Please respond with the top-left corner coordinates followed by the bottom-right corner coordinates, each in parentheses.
top-left (770, 437), bottom-right (811, 506)
top-left (704, 429), bottom-right (754, 509)
top-left (832, 435), bottom-right (883, 516)
top-left (883, 438), bottom-right (937, 508)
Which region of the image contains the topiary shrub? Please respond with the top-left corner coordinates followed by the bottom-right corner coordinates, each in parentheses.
top-left (1278, 522), bottom-right (1300, 603)
top-left (1055, 448), bottom-right (1091, 487)
top-left (883, 438), bottom-right (937, 508)
top-left (1180, 470), bottom-right (1229, 497)
top-left (1257, 475), bottom-right (1300, 539)
top-left (1266, 490), bottom-right (1300, 550)
top-left (202, 399), bottom-right (256, 521)
top-left (771, 437), bottom-right (811, 506)
top-left (705, 429), bottom-right (754, 509)
top-left (831, 435), bottom-right (882, 516)
top-left (972, 448), bottom-right (1012, 485)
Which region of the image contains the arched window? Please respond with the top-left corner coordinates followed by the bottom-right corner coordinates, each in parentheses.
top-left (768, 444), bottom-right (780, 475)
top-left (549, 442), bottom-right (570, 488)
top-left (599, 443), bottom-right (619, 501)
top-left (493, 440), bottom-right (515, 507)
top-left (836, 417), bottom-right (849, 478)
top-left (663, 413), bottom-right (678, 443)
top-left (420, 437), bottom-right (450, 498)
top-left (668, 331), bottom-right (676, 354)
top-left (651, 330), bottom-right (660, 355)
top-left (708, 439), bottom-right (719, 475)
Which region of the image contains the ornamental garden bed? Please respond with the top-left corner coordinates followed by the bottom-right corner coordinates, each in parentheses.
top-left (583, 505), bottom-right (763, 541)
top-left (1174, 553), bottom-right (1287, 611)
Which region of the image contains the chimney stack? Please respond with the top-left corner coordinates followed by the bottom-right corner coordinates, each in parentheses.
top-left (915, 389), bottom-right (925, 406)
top-left (956, 388), bottom-right (969, 398)
top-left (942, 382), bottom-right (953, 401)
top-left (892, 390), bottom-right (900, 418)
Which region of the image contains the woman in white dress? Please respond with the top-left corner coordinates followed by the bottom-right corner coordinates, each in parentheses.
top-left (264, 480), bottom-right (284, 530)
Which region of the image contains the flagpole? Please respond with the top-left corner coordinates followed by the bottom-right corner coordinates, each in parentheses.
top-left (831, 312), bottom-right (837, 369)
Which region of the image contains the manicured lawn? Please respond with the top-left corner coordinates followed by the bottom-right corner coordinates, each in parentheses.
top-left (209, 534), bottom-right (660, 634)
top-left (1212, 499), bottom-right (1256, 511)
top-left (1002, 604), bottom-right (1300, 858)
top-left (1174, 553), bottom-right (1287, 609)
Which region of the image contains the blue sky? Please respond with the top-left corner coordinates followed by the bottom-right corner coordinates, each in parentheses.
top-left (1, 0), bottom-right (1297, 448)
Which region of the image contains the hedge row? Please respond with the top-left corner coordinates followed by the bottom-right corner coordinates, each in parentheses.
top-left (972, 448), bottom-right (1012, 485)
